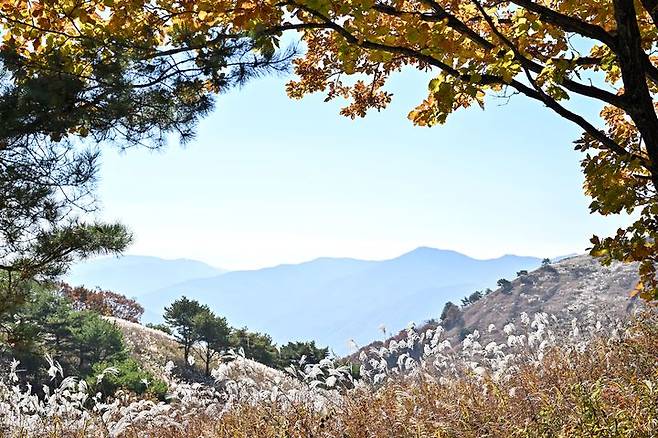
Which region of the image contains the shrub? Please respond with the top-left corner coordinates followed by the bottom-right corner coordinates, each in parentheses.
top-left (0, 286), bottom-right (127, 382)
top-left (59, 283), bottom-right (144, 323)
top-left (468, 290), bottom-right (483, 303)
top-left (439, 301), bottom-right (463, 330)
top-left (1, 311), bottom-right (656, 437)
top-left (229, 328), bottom-right (278, 367)
top-left (277, 341), bottom-right (329, 369)
top-left (497, 278), bottom-right (513, 294)
top-left (72, 312), bottom-right (126, 373)
top-left (458, 327), bottom-right (472, 341)
top-left (89, 357), bottom-right (168, 400)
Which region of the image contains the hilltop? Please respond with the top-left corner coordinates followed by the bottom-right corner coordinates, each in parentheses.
top-left (354, 254), bottom-right (642, 363)
top-left (106, 316), bottom-right (290, 388)
top-left (445, 254), bottom-right (640, 339)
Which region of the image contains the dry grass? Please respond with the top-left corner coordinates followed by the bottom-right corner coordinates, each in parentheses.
top-left (2, 312), bottom-right (655, 437)
top-left (115, 314), bottom-right (658, 438)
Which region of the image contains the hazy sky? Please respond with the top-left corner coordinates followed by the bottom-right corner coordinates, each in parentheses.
top-left (94, 65), bottom-right (630, 270)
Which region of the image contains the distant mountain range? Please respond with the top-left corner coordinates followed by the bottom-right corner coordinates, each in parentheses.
top-left (65, 255), bottom-right (225, 298)
top-left (68, 248), bottom-right (542, 354)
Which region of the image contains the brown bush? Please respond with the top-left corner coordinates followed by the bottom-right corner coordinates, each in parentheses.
top-left (58, 282), bottom-right (144, 323)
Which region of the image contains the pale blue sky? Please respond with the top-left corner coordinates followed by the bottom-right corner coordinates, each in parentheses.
top-left (94, 66), bottom-right (630, 270)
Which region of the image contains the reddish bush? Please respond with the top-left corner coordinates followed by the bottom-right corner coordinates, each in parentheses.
top-left (58, 282), bottom-right (144, 323)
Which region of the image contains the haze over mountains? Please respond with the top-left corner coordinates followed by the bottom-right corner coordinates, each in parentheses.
top-left (66, 255), bottom-right (224, 298)
top-left (67, 248), bottom-right (542, 353)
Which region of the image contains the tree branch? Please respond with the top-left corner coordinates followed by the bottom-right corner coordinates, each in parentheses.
top-left (370, 1), bottom-right (627, 108)
top-left (287, 0), bottom-right (628, 159)
top-left (508, 0), bottom-right (617, 48)
top-left (613, 0), bottom-right (658, 183)
top-left (471, 0), bottom-right (633, 160)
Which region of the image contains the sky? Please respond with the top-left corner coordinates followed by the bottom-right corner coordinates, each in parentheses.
top-left (93, 62), bottom-right (631, 271)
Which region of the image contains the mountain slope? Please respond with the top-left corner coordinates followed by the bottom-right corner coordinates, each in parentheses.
top-left (106, 317), bottom-right (290, 387)
top-left (139, 248), bottom-right (541, 354)
top-left (447, 254), bottom-right (640, 339)
top-left (353, 254), bottom-right (642, 366)
top-left (66, 255), bottom-right (225, 298)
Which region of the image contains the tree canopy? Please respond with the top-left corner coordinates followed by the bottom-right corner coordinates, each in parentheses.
top-left (0, 0), bottom-right (294, 311)
top-left (193, 309), bottom-right (230, 376)
top-left (229, 327), bottom-right (279, 367)
top-left (2, 0), bottom-right (658, 299)
top-left (0, 284), bottom-right (126, 379)
top-left (163, 296), bottom-right (209, 364)
top-left (278, 340), bottom-right (329, 368)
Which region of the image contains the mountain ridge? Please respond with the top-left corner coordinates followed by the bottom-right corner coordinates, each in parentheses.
top-left (65, 255), bottom-right (225, 298)
top-left (136, 247), bottom-right (542, 354)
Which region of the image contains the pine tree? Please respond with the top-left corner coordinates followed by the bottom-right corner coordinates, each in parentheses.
top-left (164, 297), bottom-right (208, 365)
top-left (193, 310), bottom-right (230, 376)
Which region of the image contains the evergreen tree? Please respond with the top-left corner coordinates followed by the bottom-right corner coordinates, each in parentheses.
top-left (71, 312), bottom-right (125, 372)
top-left (163, 297), bottom-right (208, 365)
top-left (468, 290), bottom-right (484, 303)
top-left (229, 328), bottom-right (278, 368)
top-left (193, 310), bottom-right (230, 376)
top-left (497, 278), bottom-right (514, 294)
top-left (1, 285), bottom-right (125, 381)
top-left (145, 323), bottom-right (172, 336)
top-left (0, 13), bottom-right (296, 307)
top-left (277, 341), bottom-right (329, 369)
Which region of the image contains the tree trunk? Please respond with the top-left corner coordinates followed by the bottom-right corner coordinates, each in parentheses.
top-left (613, 0), bottom-right (658, 186)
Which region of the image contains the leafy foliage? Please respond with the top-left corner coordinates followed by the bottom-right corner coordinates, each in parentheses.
top-left (0, 0), bottom-right (295, 313)
top-left (71, 311), bottom-right (126, 372)
top-left (2, 310), bottom-right (655, 437)
top-left (439, 301), bottom-right (463, 330)
top-left (0, 0), bottom-right (296, 148)
top-left (163, 296), bottom-right (209, 365)
top-left (497, 278), bottom-right (513, 294)
top-left (469, 290), bottom-right (484, 303)
top-left (145, 323), bottom-right (173, 336)
top-left (193, 310), bottom-right (230, 376)
top-left (7, 0), bottom-right (653, 298)
top-left (59, 283), bottom-right (144, 323)
top-left (89, 357), bottom-right (168, 400)
top-left (0, 125), bottom-right (132, 313)
top-left (229, 327), bottom-right (279, 368)
top-left (277, 341), bottom-right (329, 369)
top-left (162, 296), bottom-right (314, 371)
top-left (0, 284), bottom-right (127, 382)
top-left (2, 0), bottom-right (657, 299)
